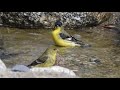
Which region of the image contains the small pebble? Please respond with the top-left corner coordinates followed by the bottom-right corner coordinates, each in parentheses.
top-left (81, 44), bottom-right (92, 48)
top-left (89, 56), bottom-right (101, 64)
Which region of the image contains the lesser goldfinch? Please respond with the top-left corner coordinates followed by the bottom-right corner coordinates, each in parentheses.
top-left (52, 20), bottom-right (85, 47)
top-left (27, 46), bottom-right (58, 68)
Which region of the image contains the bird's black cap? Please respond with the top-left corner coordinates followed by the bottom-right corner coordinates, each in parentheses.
top-left (55, 20), bottom-right (62, 27)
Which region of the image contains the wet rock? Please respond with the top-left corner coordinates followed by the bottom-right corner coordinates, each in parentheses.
top-left (73, 34), bottom-right (81, 40)
top-left (11, 65), bottom-right (30, 72)
top-left (30, 66), bottom-right (77, 78)
top-left (0, 59), bottom-right (7, 72)
top-left (0, 12), bottom-right (111, 29)
top-left (102, 12), bottom-right (120, 28)
top-left (0, 65), bottom-right (78, 78)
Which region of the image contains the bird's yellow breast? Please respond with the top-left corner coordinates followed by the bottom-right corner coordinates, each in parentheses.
top-left (52, 27), bottom-right (77, 47)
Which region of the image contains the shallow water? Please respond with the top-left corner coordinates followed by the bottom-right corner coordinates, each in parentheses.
top-left (0, 26), bottom-right (120, 78)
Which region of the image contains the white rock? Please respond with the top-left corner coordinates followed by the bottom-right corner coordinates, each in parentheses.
top-left (0, 66), bottom-right (78, 78)
top-left (30, 66), bottom-right (77, 78)
top-left (0, 59), bottom-right (7, 72)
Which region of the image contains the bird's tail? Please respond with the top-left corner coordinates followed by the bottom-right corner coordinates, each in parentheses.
top-left (27, 63), bottom-right (36, 68)
top-left (27, 59), bottom-right (42, 68)
top-left (27, 64), bottom-right (31, 68)
top-left (75, 41), bottom-right (91, 48)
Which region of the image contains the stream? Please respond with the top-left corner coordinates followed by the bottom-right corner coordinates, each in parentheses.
top-left (0, 26), bottom-right (120, 78)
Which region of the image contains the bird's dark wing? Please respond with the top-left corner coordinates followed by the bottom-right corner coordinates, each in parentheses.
top-left (59, 32), bottom-right (85, 46)
top-left (59, 28), bottom-right (86, 46)
top-left (59, 33), bottom-right (71, 39)
top-left (59, 33), bottom-right (79, 41)
top-left (59, 28), bottom-right (78, 41)
top-left (27, 55), bottom-right (48, 67)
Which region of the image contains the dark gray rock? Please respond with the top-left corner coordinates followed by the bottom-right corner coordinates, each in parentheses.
top-left (73, 34), bottom-right (81, 40)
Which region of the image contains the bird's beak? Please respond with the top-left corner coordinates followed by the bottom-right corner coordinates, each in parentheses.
top-left (102, 24), bottom-right (116, 29)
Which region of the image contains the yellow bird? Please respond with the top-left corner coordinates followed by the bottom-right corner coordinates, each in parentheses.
top-left (52, 20), bottom-right (85, 47)
top-left (27, 46), bottom-right (58, 68)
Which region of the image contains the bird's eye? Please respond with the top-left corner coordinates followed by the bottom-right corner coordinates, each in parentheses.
top-left (54, 48), bottom-right (57, 50)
